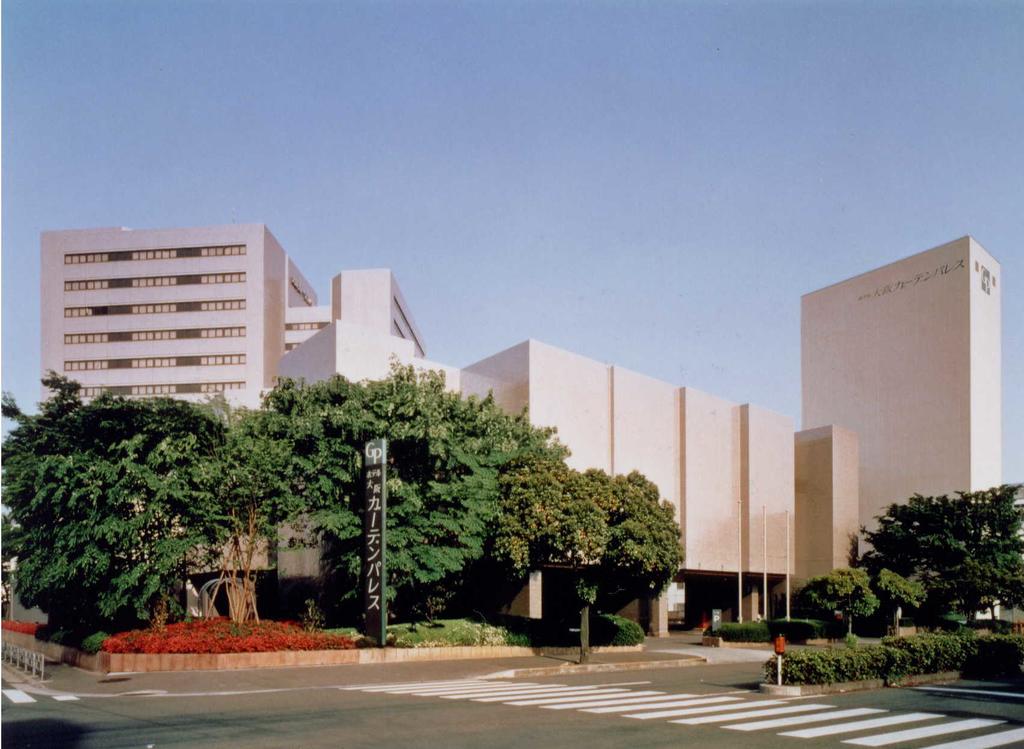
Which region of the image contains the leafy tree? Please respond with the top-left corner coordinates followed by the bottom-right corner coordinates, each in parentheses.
top-left (261, 366), bottom-right (567, 625)
top-left (1, 374), bottom-right (223, 633)
top-left (862, 486), bottom-right (1024, 620)
top-left (493, 460), bottom-right (681, 662)
top-left (797, 567), bottom-right (879, 635)
top-left (200, 408), bottom-right (299, 623)
top-left (873, 568), bottom-right (925, 635)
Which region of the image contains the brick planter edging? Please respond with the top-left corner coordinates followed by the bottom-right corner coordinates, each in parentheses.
top-left (2, 632), bottom-right (641, 673)
top-left (759, 670), bottom-right (961, 696)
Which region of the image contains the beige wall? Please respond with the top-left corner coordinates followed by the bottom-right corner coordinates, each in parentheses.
top-left (794, 425), bottom-right (860, 579)
top-left (679, 387), bottom-right (742, 573)
top-left (527, 340), bottom-right (612, 473)
top-left (802, 236), bottom-right (993, 530)
top-left (612, 366), bottom-right (681, 515)
top-left (741, 404), bottom-right (795, 575)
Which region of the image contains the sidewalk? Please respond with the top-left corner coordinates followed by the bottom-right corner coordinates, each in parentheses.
top-left (4, 636), bottom-right (710, 699)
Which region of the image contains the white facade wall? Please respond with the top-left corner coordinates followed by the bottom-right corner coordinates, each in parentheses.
top-left (802, 236), bottom-right (1002, 529)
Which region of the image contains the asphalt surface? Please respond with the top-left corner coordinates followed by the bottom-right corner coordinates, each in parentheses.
top-left (3, 637), bottom-right (1023, 749)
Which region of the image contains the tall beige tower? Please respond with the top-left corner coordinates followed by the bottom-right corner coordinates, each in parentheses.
top-left (802, 236), bottom-right (1002, 531)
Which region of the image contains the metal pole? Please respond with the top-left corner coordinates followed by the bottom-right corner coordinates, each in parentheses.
top-left (777, 654), bottom-right (783, 686)
top-left (786, 509), bottom-right (791, 621)
top-left (762, 504), bottom-right (768, 621)
top-left (737, 495), bottom-right (743, 623)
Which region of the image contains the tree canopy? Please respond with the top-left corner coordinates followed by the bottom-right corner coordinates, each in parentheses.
top-left (260, 366), bottom-right (569, 623)
top-left (2, 374), bottom-right (223, 633)
top-left (493, 458), bottom-right (682, 661)
top-left (797, 567), bottom-right (879, 634)
top-left (862, 486), bottom-right (1024, 619)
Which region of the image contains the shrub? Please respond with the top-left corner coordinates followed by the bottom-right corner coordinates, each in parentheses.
top-left (1, 621), bottom-right (41, 636)
top-left (767, 619), bottom-right (833, 642)
top-left (593, 614), bottom-right (645, 646)
top-left (765, 645), bottom-right (891, 685)
top-left (80, 632), bottom-right (109, 654)
top-left (967, 620), bottom-right (1013, 635)
top-left (718, 621), bottom-right (770, 642)
top-left (881, 631), bottom-right (976, 676)
top-left (766, 631), bottom-right (1023, 685)
top-left (965, 635), bottom-right (1024, 677)
top-left (102, 618), bottom-right (357, 654)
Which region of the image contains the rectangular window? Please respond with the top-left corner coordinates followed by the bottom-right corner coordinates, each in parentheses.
top-left (81, 381), bottom-right (246, 398)
top-left (64, 245), bottom-right (246, 264)
top-left (65, 272), bottom-right (245, 291)
top-left (284, 321), bottom-right (329, 331)
top-left (64, 299), bottom-right (246, 317)
top-left (65, 354), bottom-right (245, 371)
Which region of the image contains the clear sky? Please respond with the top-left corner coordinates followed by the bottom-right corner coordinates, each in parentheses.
top-left (2, 0), bottom-right (1021, 482)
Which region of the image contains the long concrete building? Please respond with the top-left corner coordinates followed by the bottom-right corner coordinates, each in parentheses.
top-left (40, 226), bottom-right (1002, 632)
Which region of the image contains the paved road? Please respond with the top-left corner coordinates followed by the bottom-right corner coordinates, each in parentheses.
top-left (3, 657), bottom-right (1022, 748)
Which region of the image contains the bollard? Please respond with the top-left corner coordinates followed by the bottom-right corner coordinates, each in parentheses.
top-left (773, 635), bottom-right (786, 687)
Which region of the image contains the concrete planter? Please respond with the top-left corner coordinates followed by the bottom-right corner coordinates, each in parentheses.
top-left (760, 670), bottom-right (961, 696)
top-left (701, 636), bottom-right (772, 649)
top-left (3, 631), bottom-right (641, 673)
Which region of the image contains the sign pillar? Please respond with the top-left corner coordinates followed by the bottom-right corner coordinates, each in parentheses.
top-left (363, 439), bottom-right (388, 646)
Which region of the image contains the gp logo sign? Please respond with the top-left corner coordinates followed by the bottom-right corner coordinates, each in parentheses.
top-left (365, 440), bottom-right (385, 466)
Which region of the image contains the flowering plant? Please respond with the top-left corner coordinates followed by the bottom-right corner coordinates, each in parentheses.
top-left (102, 618), bottom-right (357, 654)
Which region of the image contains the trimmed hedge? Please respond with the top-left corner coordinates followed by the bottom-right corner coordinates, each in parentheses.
top-left (593, 614), bottom-right (646, 646)
top-left (496, 613), bottom-right (646, 647)
top-left (718, 621), bottom-right (771, 642)
top-left (764, 632), bottom-right (1024, 685)
top-left (767, 619), bottom-right (845, 642)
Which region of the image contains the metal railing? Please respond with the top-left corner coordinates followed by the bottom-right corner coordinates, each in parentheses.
top-left (2, 640), bottom-right (45, 680)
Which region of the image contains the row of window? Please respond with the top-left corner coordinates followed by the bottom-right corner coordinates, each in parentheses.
top-left (65, 327), bottom-right (246, 344)
top-left (64, 245), bottom-right (247, 264)
top-left (81, 381), bottom-right (246, 397)
top-left (65, 299), bottom-right (246, 317)
top-left (65, 272), bottom-right (246, 291)
top-left (285, 321), bottom-right (329, 331)
top-left (65, 353), bottom-right (246, 371)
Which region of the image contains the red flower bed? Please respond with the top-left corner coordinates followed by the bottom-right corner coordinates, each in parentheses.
top-left (2, 621), bottom-right (41, 636)
top-left (102, 618), bottom-right (357, 654)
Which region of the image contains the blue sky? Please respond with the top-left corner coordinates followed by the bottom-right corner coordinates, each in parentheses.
top-left (3, 0), bottom-right (1021, 482)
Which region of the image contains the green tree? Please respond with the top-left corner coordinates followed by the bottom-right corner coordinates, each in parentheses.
top-left (797, 567), bottom-right (879, 635)
top-left (493, 460), bottom-right (681, 662)
top-left (1, 374), bottom-right (223, 633)
top-left (873, 568), bottom-right (925, 635)
top-left (200, 408), bottom-right (299, 623)
top-left (261, 366), bottom-right (567, 624)
top-left (862, 486), bottom-right (1024, 620)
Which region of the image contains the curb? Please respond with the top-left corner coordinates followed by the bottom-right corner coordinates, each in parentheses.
top-left (484, 655), bottom-right (706, 679)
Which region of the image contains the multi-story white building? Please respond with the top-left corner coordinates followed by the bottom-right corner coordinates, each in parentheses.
top-left (41, 226), bottom-right (1001, 631)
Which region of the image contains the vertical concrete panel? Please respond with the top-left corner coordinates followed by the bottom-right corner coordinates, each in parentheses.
top-left (742, 405), bottom-right (795, 575)
top-left (680, 388), bottom-right (741, 573)
top-left (528, 341), bottom-right (611, 472)
top-left (968, 239), bottom-right (1002, 489)
top-left (611, 366), bottom-right (681, 512)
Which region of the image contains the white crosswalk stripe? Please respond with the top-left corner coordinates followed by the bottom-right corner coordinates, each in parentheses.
top-left (492, 688), bottom-right (636, 705)
top-left (781, 712), bottom-right (944, 738)
top-left (353, 679), bottom-right (493, 692)
top-left (625, 699), bottom-right (788, 720)
top-left (672, 703), bottom-right (835, 726)
top-left (372, 682), bottom-right (541, 695)
top-left (52, 695), bottom-right (80, 702)
top-left (843, 719), bottom-right (1006, 747)
top-left (918, 727), bottom-right (1024, 749)
top-left (582, 695), bottom-right (743, 714)
top-left (914, 687), bottom-right (1024, 701)
top-left (2, 689), bottom-right (36, 704)
top-left (535, 691), bottom-right (670, 709)
top-left (724, 707), bottom-right (887, 732)
top-left (470, 686), bottom-right (626, 702)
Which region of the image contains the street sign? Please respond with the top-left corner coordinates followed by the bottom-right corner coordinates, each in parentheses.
top-left (712, 609), bottom-right (722, 632)
top-left (363, 439), bottom-right (387, 645)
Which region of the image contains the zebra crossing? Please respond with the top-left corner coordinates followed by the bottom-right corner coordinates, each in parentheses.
top-left (343, 678), bottom-right (1024, 748)
top-left (2, 688), bottom-right (79, 704)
